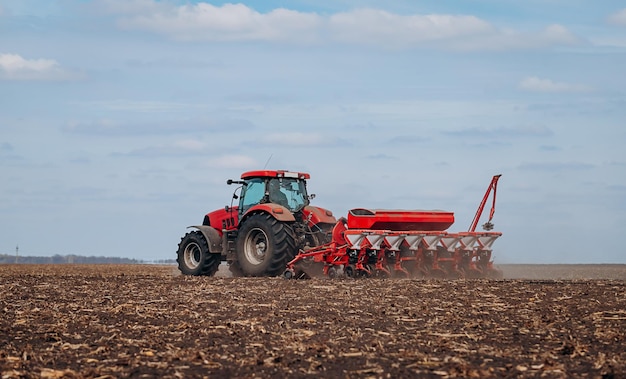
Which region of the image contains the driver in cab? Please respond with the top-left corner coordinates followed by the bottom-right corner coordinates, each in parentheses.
top-left (268, 180), bottom-right (289, 208)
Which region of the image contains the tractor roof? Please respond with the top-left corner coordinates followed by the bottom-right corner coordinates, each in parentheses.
top-left (241, 170), bottom-right (310, 180)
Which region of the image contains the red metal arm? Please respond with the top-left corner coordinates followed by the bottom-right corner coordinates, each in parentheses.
top-left (468, 175), bottom-right (501, 232)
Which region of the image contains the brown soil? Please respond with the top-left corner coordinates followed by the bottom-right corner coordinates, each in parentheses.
top-left (499, 264), bottom-right (626, 281)
top-left (1, 264), bottom-right (625, 378)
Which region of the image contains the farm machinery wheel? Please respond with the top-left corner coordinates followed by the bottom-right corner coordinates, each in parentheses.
top-left (236, 213), bottom-right (296, 276)
top-left (176, 231), bottom-right (221, 276)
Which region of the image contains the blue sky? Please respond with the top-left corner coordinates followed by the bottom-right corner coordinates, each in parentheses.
top-left (1, 0), bottom-right (625, 263)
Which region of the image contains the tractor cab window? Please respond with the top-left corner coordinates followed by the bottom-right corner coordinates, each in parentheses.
top-left (239, 178), bottom-right (265, 215)
top-left (268, 178), bottom-right (308, 212)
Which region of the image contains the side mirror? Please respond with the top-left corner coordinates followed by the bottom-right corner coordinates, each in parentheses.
top-left (309, 194), bottom-right (316, 200)
top-left (227, 179), bottom-right (245, 185)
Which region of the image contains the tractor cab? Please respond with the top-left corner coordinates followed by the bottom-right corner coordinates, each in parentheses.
top-left (237, 170), bottom-right (311, 216)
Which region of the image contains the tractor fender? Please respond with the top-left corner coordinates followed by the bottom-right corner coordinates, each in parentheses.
top-left (304, 205), bottom-right (337, 225)
top-left (188, 225), bottom-right (223, 253)
top-left (241, 204), bottom-right (296, 223)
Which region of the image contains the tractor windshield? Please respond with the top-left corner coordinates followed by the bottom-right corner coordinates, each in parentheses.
top-left (268, 178), bottom-right (308, 212)
top-left (239, 178), bottom-right (266, 215)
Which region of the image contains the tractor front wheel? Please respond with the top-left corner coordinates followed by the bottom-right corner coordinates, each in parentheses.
top-left (236, 213), bottom-right (296, 276)
top-left (176, 231), bottom-right (221, 276)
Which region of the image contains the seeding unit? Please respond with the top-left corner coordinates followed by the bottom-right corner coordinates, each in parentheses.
top-left (285, 175), bottom-right (503, 279)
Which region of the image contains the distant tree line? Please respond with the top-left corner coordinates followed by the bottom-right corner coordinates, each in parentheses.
top-left (0, 254), bottom-right (147, 264)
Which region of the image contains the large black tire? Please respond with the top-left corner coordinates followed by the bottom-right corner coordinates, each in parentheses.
top-left (236, 213), bottom-right (296, 276)
top-left (177, 231), bottom-right (221, 276)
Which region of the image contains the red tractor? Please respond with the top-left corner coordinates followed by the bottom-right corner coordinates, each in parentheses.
top-left (176, 170), bottom-right (337, 276)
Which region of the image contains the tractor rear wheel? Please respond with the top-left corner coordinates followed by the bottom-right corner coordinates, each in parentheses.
top-left (236, 213), bottom-right (296, 276)
top-left (177, 231), bottom-right (221, 276)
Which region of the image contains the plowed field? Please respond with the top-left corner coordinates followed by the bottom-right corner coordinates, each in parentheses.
top-left (1, 264), bottom-right (624, 378)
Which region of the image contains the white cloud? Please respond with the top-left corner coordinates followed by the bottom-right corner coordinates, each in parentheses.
top-left (328, 9), bottom-right (493, 47)
top-left (0, 53), bottom-right (56, 75)
top-left (0, 53), bottom-right (82, 81)
top-left (99, 1), bottom-right (580, 50)
top-left (116, 2), bottom-right (321, 42)
top-left (205, 154), bottom-right (257, 169)
top-left (519, 76), bottom-right (592, 93)
top-left (542, 24), bottom-right (579, 45)
top-left (608, 8), bottom-right (626, 26)
top-left (450, 24), bottom-right (579, 51)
